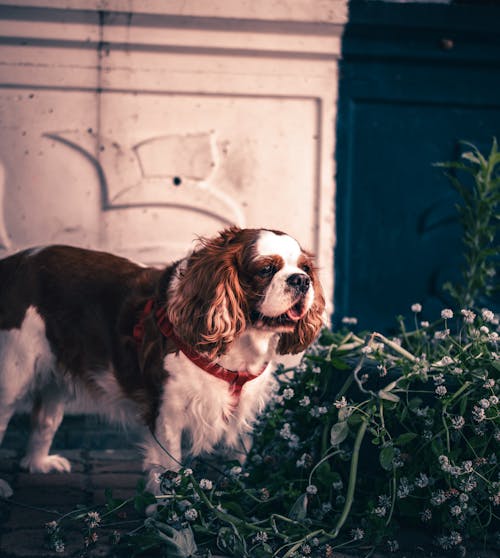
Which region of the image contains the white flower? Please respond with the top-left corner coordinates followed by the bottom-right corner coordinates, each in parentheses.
top-left (85, 511), bottom-right (101, 529)
top-left (342, 316), bottom-right (358, 325)
top-left (489, 332), bottom-right (499, 342)
top-left (420, 509), bottom-right (432, 522)
top-left (481, 309), bottom-right (495, 323)
top-left (415, 473), bottom-right (429, 488)
top-left (431, 490), bottom-right (447, 506)
top-left (421, 321), bottom-right (430, 327)
top-left (334, 396), bottom-right (348, 409)
top-left (435, 385), bottom-right (447, 397)
top-left (484, 378), bottom-right (496, 388)
top-left (230, 466), bottom-right (242, 476)
top-left (472, 406), bottom-right (486, 422)
top-left (387, 540), bottom-right (399, 552)
top-left (296, 453), bottom-right (311, 469)
top-left (373, 506), bottom-right (387, 517)
top-left (351, 528), bottom-right (364, 541)
top-left (306, 484), bottom-right (318, 495)
top-left (432, 356), bottom-right (453, 368)
top-left (283, 388), bottom-right (294, 400)
top-left (299, 395), bottom-right (310, 407)
top-left (462, 460), bottom-right (473, 473)
top-left (451, 416), bottom-right (465, 430)
top-left (411, 303), bottom-right (422, 313)
top-left (361, 345), bottom-right (373, 354)
top-left (254, 531), bottom-right (268, 543)
top-left (460, 476), bottom-right (477, 492)
top-left (450, 505), bottom-right (462, 517)
top-left (280, 423), bottom-right (292, 439)
top-left (332, 480), bottom-right (343, 491)
top-left (479, 398), bottom-right (490, 409)
top-left (439, 455), bottom-right (450, 471)
top-left (397, 477), bottom-right (412, 499)
top-left (441, 309), bottom-right (454, 319)
top-left (450, 532), bottom-right (463, 546)
top-left (199, 478), bottom-right (213, 490)
top-left (322, 502), bottom-right (333, 515)
top-left (433, 373), bottom-right (445, 385)
top-left (183, 468), bottom-right (193, 477)
top-left (461, 309), bottom-right (476, 323)
top-left (434, 329), bottom-right (450, 340)
top-left (184, 508), bottom-right (198, 521)
top-left (489, 395), bottom-right (499, 405)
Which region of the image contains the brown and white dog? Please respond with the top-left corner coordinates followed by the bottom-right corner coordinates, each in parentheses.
top-left (0, 227), bottom-right (324, 497)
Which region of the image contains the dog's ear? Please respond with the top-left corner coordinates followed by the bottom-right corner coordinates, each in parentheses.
top-left (167, 227), bottom-right (247, 358)
top-left (277, 265), bottom-right (325, 355)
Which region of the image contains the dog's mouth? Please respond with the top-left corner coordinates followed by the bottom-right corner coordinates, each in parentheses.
top-left (252, 298), bottom-right (309, 330)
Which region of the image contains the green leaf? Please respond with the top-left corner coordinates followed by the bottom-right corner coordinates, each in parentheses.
top-left (330, 421), bottom-right (349, 446)
top-left (379, 446), bottom-right (395, 471)
top-left (318, 329), bottom-right (336, 345)
top-left (330, 357), bottom-right (351, 370)
top-left (394, 432), bottom-right (418, 446)
top-left (408, 397), bottom-right (423, 410)
top-left (289, 493), bottom-right (308, 521)
top-left (460, 395), bottom-right (468, 416)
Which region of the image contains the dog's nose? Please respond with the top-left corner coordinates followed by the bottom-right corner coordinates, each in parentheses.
top-left (287, 273), bottom-right (310, 294)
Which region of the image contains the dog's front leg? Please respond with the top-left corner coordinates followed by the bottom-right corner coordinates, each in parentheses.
top-left (143, 421), bottom-right (183, 495)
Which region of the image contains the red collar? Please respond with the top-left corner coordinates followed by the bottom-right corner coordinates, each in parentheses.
top-left (133, 299), bottom-right (267, 399)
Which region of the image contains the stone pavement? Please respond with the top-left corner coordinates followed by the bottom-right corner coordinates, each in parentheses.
top-left (0, 446), bottom-right (144, 557)
top-left (0, 414), bottom-right (144, 558)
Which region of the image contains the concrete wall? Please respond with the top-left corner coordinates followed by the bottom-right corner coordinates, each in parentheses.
top-left (0, 0), bottom-right (348, 313)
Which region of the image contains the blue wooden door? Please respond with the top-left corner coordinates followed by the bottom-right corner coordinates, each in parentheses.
top-left (335, 1), bottom-right (500, 332)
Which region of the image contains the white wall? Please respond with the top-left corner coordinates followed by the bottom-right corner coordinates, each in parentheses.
top-left (0, 0), bottom-right (348, 313)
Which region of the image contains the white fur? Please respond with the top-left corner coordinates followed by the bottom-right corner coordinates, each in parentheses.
top-left (0, 307), bottom-right (66, 495)
top-left (143, 328), bottom-right (278, 490)
top-left (256, 231), bottom-right (314, 317)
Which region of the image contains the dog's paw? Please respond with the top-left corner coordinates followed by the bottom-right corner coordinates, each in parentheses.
top-left (0, 478), bottom-right (13, 498)
top-left (145, 468), bottom-right (164, 496)
top-left (20, 454), bottom-right (72, 474)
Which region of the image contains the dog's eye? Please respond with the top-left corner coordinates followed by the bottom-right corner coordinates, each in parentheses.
top-left (301, 263), bottom-right (311, 274)
top-left (258, 264), bottom-right (275, 277)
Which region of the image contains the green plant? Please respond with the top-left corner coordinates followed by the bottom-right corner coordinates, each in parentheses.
top-left (437, 138), bottom-right (500, 309)
top-left (46, 311), bottom-right (498, 557)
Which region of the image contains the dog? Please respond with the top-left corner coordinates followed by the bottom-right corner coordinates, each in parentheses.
top-left (0, 227), bottom-right (325, 497)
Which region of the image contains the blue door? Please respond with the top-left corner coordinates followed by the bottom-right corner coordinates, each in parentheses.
top-left (335, 1), bottom-right (500, 332)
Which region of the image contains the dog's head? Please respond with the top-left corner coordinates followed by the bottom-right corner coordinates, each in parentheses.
top-left (166, 227), bottom-right (325, 358)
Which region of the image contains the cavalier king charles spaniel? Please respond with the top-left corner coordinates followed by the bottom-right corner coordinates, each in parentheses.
top-left (0, 227), bottom-right (324, 496)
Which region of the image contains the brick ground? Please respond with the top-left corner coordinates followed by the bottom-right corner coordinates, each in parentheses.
top-left (0, 414), bottom-right (144, 558)
top-left (0, 446), bottom-right (144, 558)
top-left (0, 416), bottom-right (497, 558)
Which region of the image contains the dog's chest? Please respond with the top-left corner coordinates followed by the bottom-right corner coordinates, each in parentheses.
top-left (160, 352), bottom-right (274, 454)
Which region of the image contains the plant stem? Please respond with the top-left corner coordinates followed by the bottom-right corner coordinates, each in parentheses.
top-left (331, 418), bottom-right (369, 538)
